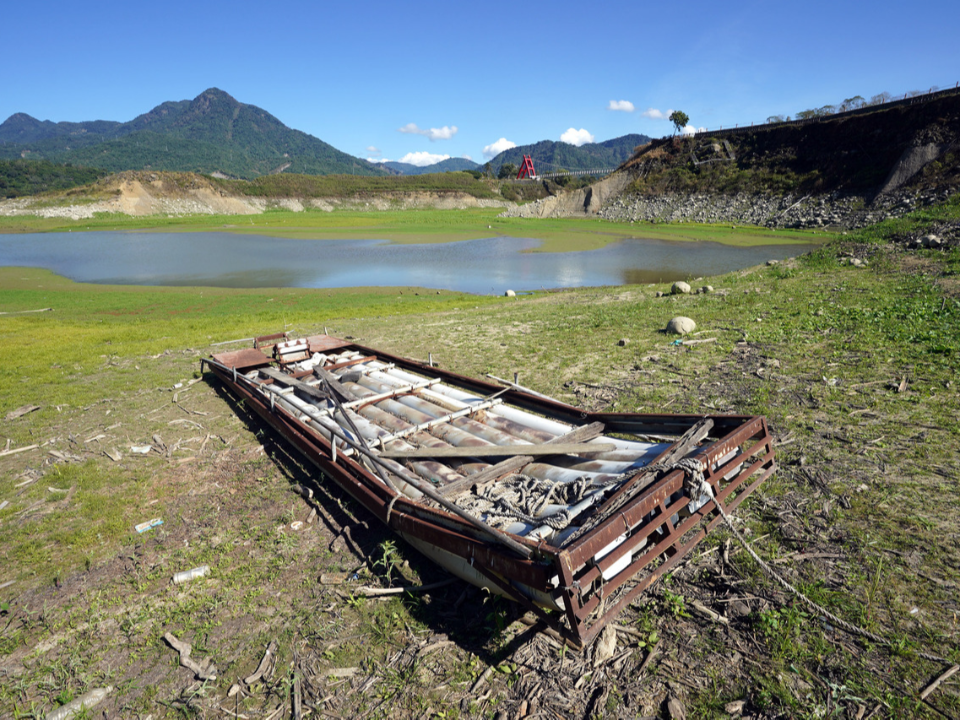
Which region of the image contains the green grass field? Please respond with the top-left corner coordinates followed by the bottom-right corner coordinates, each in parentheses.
top-left (0, 207), bottom-right (821, 252)
top-left (0, 197), bottom-right (957, 718)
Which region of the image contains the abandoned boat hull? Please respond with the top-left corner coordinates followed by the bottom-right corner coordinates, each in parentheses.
top-left (205, 333), bottom-right (776, 645)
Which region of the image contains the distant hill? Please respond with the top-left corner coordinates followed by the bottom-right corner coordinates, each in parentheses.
top-left (488, 134), bottom-right (651, 174)
top-left (0, 89), bottom-right (385, 179)
top-left (0, 114), bottom-right (124, 146)
top-left (379, 157), bottom-right (480, 175)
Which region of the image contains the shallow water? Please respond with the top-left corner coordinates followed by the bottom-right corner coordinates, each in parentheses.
top-left (0, 231), bottom-right (812, 294)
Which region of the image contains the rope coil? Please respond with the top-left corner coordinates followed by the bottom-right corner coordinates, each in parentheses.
top-left (460, 475), bottom-right (595, 531)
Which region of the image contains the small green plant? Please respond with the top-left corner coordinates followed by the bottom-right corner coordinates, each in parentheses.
top-left (662, 589), bottom-right (689, 619)
top-left (13, 701), bottom-right (43, 719)
top-left (484, 595), bottom-right (509, 637)
top-left (345, 593), bottom-right (365, 610)
top-left (373, 539), bottom-right (401, 584)
top-left (754, 605), bottom-right (811, 660)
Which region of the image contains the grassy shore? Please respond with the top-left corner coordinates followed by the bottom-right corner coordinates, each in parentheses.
top-left (0, 207), bottom-right (820, 252)
top-left (0, 198), bottom-right (957, 718)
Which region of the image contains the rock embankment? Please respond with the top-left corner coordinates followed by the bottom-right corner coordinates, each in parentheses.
top-left (499, 172), bottom-right (633, 218)
top-left (501, 177), bottom-right (953, 230)
top-left (597, 187), bottom-right (953, 230)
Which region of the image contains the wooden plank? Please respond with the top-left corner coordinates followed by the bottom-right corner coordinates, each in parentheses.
top-left (325, 355), bottom-right (377, 372)
top-left (437, 455), bottom-right (534, 498)
top-left (259, 367), bottom-right (328, 403)
top-left (413, 423), bottom-right (605, 497)
top-left (590, 418), bottom-right (714, 520)
top-left (550, 421), bottom-right (605, 445)
top-left (313, 367), bottom-right (361, 402)
top-left (378, 442), bottom-right (615, 459)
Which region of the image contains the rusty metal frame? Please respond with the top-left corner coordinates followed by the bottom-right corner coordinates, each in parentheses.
top-left (205, 338), bottom-right (774, 647)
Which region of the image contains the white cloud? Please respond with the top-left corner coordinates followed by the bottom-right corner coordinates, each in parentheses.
top-left (560, 128), bottom-right (595, 146)
top-left (398, 151), bottom-right (451, 167)
top-left (608, 100), bottom-right (635, 112)
top-left (482, 137), bottom-right (517, 159)
top-left (367, 157), bottom-right (390, 163)
top-left (398, 123), bottom-right (458, 141)
top-left (366, 145), bottom-right (380, 154)
top-left (461, 154), bottom-right (473, 161)
top-left (681, 125), bottom-right (707, 136)
top-left (640, 108), bottom-right (673, 120)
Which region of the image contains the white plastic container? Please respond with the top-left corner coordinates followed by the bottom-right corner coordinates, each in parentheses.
top-left (172, 565), bottom-right (210, 584)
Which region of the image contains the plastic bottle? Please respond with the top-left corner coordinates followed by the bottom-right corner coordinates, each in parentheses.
top-left (172, 565), bottom-right (210, 584)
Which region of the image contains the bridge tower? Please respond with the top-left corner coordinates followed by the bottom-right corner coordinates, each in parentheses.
top-left (516, 155), bottom-right (537, 180)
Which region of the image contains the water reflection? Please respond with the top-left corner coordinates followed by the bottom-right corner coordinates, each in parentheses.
top-left (0, 231), bottom-right (812, 294)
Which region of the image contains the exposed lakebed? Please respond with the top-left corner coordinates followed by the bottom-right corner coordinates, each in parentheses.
top-left (0, 231), bottom-right (812, 293)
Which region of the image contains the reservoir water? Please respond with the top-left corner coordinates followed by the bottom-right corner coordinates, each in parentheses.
top-left (0, 231), bottom-right (812, 294)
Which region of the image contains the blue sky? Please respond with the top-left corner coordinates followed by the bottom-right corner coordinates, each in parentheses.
top-left (3, 0), bottom-right (957, 166)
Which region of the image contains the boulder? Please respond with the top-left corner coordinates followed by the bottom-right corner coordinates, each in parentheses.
top-left (666, 316), bottom-right (696, 335)
top-left (671, 281), bottom-right (691, 295)
top-left (504, 289), bottom-right (516, 297)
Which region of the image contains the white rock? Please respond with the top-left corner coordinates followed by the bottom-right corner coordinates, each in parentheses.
top-left (592, 624), bottom-right (617, 666)
top-left (504, 289), bottom-right (516, 297)
top-left (666, 317), bottom-right (696, 335)
top-left (671, 281), bottom-right (691, 295)
top-left (724, 699), bottom-right (745, 715)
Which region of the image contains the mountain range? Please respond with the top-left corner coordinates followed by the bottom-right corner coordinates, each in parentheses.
top-left (377, 135), bottom-right (652, 177)
top-left (486, 135), bottom-right (650, 175)
top-left (0, 89), bottom-right (650, 180)
top-left (0, 89), bottom-right (383, 179)
top-left (376, 157), bottom-right (480, 175)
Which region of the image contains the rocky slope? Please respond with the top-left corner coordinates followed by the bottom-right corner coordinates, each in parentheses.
top-left (504, 91), bottom-right (960, 232)
top-left (0, 171), bottom-right (510, 220)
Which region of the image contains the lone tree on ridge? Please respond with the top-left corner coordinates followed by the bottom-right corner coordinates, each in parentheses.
top-left (669, 110), bottom-right (690, 135)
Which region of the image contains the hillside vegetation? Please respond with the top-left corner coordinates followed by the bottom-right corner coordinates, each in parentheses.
top-left (0, 159), bottom-right (107, 198)
top-left (215, 170), bottom-right (501, 198)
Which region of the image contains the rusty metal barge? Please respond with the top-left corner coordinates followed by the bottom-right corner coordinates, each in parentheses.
top-left (205, 333), bottom-right (775, 645)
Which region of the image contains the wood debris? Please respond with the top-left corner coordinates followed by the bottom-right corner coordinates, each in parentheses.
top-left (4, 405), bottom-right (40, 421)
top-left (244, 640), bottom-right (277, 685)
top-left (162, 632), bottom-right (218, 680)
